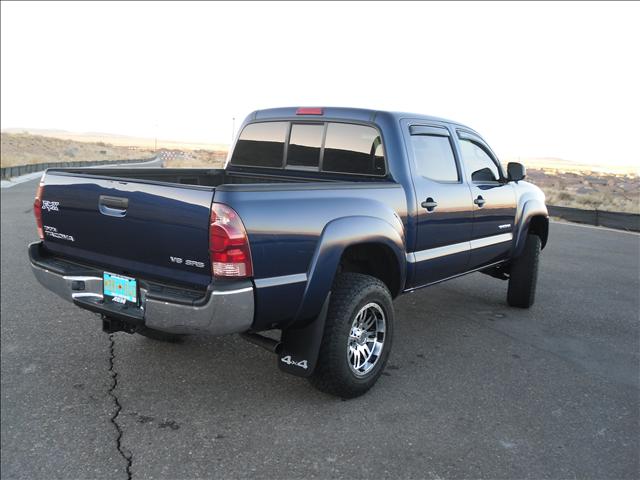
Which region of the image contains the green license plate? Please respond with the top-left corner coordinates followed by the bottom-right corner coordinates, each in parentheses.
top-left (103, 272), bottom-right (137, 304)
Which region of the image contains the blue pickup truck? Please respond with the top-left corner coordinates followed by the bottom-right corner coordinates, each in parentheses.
top-left (29, 107), bottom-right (548, 397)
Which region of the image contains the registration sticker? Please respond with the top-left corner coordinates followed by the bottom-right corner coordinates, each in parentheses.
top-left (103, 272), bottom-right (137, 304)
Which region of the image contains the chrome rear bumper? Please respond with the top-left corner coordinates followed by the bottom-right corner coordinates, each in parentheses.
top-left (29, 242), bottom-right (254, 336)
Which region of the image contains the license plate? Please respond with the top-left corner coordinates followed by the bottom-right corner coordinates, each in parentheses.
top-left (103, 272), bottom-right (137, 304)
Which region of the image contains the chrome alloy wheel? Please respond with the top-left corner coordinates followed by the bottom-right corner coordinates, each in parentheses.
top-left (347, 302), bottom-right (386, 376)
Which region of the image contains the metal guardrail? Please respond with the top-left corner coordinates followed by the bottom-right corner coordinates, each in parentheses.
top-left (0, 158), bottom-right (155, 179)
top-left (548, 205), bottom-right (640, 232)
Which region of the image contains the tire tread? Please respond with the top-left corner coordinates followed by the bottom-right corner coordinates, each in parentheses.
top-left (309, 273), bottom-right (393, 398)
top-left (507, 234), bottom-right (541, 308)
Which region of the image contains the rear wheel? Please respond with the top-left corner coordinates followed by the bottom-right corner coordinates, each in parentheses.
top-left (309, 273), bottom-right (394, 398)
top-left (507, 234), bottom-right (541, 308)
top-left (136, 326), bottom-right (185, 343)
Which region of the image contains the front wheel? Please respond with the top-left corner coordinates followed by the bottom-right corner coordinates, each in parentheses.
top-left (309, 273), bottom-right (394, 398)
top-left (507, 234), bottom-right (541, 308)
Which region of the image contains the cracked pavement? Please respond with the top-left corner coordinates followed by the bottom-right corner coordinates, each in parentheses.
top-left (2, 178), bottom-right (639, 479)
top-left (108, 334), bottom-right (132, 479)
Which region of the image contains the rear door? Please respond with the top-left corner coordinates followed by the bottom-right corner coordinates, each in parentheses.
top-left (41, 172), bottom-right (214, 288)
top-left (455, 130), bottom-right (517, 268)
top-left (406, 124), bottom-right (474, 287)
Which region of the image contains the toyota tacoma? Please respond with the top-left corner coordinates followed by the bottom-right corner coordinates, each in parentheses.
top-left (29, 107), bottom-right (548, 398)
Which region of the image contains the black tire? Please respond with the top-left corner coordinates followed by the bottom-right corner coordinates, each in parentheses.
top-left (309, 273), bottom-right (394, 398)
top-left (136, 326), bottom-right (185, 343)
top-left (507, 234), bottom-right (541, 308)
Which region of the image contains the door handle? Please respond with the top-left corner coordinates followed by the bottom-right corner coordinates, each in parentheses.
top-left (474, 195), bottom-right (486, 208)
top-left (99, 195), bottom-right (128, 217)
top-left (421, 197), bottom-right (438, 212)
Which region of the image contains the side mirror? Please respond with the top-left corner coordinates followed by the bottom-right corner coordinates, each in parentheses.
top-left (507, 162), bottom-right (526, 182)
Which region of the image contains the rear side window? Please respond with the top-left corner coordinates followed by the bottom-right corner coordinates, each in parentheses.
top-left (410, 135), bottom-right (458, 182)
top-left (322, 123), bottom-right (385, 175)
top-left (230, 122), bottom-right (287, 168)
top-left (287, 123), bottom-right (323, 168)
top-left (459, 139), bottom-right (500, 182)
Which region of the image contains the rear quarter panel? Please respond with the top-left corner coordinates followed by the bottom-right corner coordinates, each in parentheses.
top-left (214, 183), bottom-right (408, 330)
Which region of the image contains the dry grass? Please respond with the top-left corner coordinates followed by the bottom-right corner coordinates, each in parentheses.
top-left (526, 168), bottom-right (639, 214)
top-left (0, 132), bottom-right (156, 167)
top-left (544, 190), bottom-right (639, 213)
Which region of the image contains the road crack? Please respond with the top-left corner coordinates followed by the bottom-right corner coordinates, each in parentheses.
top-left (108, 333), bottom-right (132, 479)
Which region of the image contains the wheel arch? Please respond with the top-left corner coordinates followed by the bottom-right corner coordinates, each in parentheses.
top-left (339, 242), bottom-right (402, 298)
top-left (293, 215), bottom-right (406, 326)
top-left (513, 197), bottom-right (549, 258)
top-left (528, 215), bottom-right (549, 248)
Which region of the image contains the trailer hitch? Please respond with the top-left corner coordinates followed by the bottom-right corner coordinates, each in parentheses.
top-left (102, 315), bottom-right (136, 334)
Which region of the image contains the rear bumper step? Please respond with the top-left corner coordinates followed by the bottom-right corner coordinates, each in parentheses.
top-left (28, 242), bottom-right (255, 336)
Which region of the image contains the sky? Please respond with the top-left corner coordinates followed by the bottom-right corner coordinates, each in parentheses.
top-left (1, 1), bottom-right (639, 168)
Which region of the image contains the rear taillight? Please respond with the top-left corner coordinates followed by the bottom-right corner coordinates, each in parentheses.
top-left (33, 179), bottom-right (44, 240)
top-left (209, 203), bottom-right (253, 278)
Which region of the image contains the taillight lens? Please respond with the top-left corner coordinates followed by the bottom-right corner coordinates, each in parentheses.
top-left (33, 179), bottom-right (45, 240)
top-left (209, 203), bottom-right (253, 278)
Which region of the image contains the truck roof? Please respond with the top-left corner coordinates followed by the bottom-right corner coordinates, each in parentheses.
top-left (251, 107), bottom-right (474, 131)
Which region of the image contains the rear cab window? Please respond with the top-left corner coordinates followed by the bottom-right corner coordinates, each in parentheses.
top-left (230, 121), bottom-right (386, 176)
top-left (231, 122), bottom-right (287, 168)
top-left (322, 123), bottom-right (385, 176)
top-left (409, 126), bottom-right (459, 182)
top-left (287, 123), bottom-right (324, 169)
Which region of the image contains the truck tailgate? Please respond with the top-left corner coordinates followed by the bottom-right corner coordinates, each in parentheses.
top-left (40, 172), bottom-right (214, 288)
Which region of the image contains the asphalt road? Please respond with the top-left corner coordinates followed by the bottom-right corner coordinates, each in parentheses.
top-left (1, 177), bottom-right (638, 480)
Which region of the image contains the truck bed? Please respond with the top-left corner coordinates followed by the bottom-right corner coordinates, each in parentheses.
top-left (48, 166), bottom-right (389, 188)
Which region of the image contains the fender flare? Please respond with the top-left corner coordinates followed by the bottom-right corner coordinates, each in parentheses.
top-left (513, 198), bottom-right (549, 258)
top-left (295, 215), bottom-right (406, 324)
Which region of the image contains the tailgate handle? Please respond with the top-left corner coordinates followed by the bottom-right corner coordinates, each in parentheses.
top-left (99, 195), bottom-right (128, 217)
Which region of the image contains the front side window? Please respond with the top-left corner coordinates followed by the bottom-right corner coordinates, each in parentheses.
top-left (230, 122), bottom-right (287, 168)
top-left (287, 123), bottom-right (323, 168)
top-left (322, 123), bottom-right (385, 175)
top-left (459, 139), bottom-right (500, 182)
top-left (410, 135), bottom-right (458, 182)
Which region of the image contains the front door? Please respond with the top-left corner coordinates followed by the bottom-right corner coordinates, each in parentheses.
top-left (407, 124), bottom-right (475, 287)
top-left (456, 131), bottom-right (517, 269)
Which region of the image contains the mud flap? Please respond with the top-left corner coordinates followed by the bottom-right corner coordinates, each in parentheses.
top-left (278, 294), bottom-right (330, 377)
